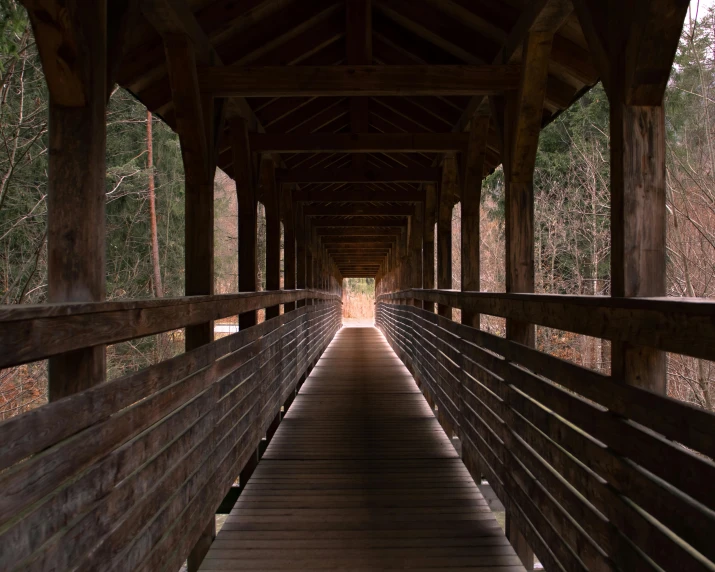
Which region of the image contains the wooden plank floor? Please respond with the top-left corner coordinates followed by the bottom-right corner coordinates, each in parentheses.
top-left (199, 325), bottom-right (525, 571)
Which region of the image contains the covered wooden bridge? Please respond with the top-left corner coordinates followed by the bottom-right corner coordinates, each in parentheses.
top-left (2, 0), bottom-right (714, 570)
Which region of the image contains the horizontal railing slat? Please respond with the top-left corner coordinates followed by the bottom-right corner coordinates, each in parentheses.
top-left (376, 300), bottom-right (715, 572)
top-left (0, 300), bottom-right (341, 571)
top-left (0, 289), bottom-right (340, 368)
top-left (379, 289), bottom-right (715, 361)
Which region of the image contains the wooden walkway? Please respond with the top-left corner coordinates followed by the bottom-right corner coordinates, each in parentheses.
top-left (199, 325), bottom-right (524, 571)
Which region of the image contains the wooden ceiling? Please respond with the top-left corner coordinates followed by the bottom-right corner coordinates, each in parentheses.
top-left (117, 0), bottom-right (600, 278)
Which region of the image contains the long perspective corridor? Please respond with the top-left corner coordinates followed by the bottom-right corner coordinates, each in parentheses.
top-left (199, 326), bottom-right (523, 570)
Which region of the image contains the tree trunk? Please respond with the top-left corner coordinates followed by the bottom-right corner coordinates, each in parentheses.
top-left (147, 110), bottom-right (163, 298)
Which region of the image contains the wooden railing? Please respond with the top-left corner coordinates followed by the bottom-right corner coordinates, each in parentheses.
top-left (377, 290), bottom-right (715, 572)
top-left (0, 290), bottom-right (341, 571)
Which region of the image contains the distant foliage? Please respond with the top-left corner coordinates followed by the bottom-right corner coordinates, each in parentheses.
top-left (343, 278), bottom-right (375, 319)
top-left (472, 6), bottom-right (715, 407)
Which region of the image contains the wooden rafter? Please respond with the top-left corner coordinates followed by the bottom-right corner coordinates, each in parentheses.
top-left (310, 217), bottom-right (408, 227)
top-left (457, 0), bottom-right (574, 131)
top-left (198, 65), bottom-right (521, 97)
top-left (251, 133), bottom-right (469, 153)
top-left (277, 167), bottom-right (439, 183)
top-left (346, 0), bottom-right (372, 170)
top-left (303, 205), bottom-right (413, 217)
top-left (294, 187), bottom-right (423, 202)
top-left (317, 227), bottom-right (402, 236)
top-left (320, 237), bottom-right (396, 243)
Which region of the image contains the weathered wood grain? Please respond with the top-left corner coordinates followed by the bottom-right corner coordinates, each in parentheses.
top-left (198, 326), bottom-right (524, 571)
top-left (25, 0), bottom-right (110, 399)
top-left (379, 289), bottom-right (715, 362)
top-left (461, 117), bottom-right (489, 328)
top-left (0, 290), bottom-right (339, 369)
top-left (232, 117), bottom-right (259, 330)
top-left (277, 167), bottom-right (439, 184)
top-left (250, 132), bottom-right (470, 153)
top-left (0, 302), bottom-right (341, 571)
top-left (437, 157), bottom-right (458, 317)
top-left (198, 65), bottom-right (522, 97)
top-left (377, 301), bottom-right (715, 571)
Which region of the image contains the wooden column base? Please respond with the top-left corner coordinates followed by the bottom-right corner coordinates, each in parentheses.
top-left (240, 448), bottom-right (260, 485)
top-left (239, 311), bottom-right (257, 330)
top-left (506, 513), bottom-right (534, 571)
top-left (266, 411), bottom-right (281, 443)
top-left (187, 516), bottom-right (216, 572)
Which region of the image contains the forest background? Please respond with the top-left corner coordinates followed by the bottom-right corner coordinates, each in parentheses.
top-left (0, 1), bottom-right (713, 417)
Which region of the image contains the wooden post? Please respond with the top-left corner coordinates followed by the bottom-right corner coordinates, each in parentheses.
top-left (423, 183), bottom-right (437, 311)
top-left (262, 158), bottom-right (280, 319)
top-left (296, 207), bottom-right (307, 306)
top-left (394, 228), bottom-right (404, 293)
top-left (164, 31), bottom-right (223, 572)
top-left (164, 34), bottom-right (219, 352)
top-left (25, 0), bottom-right (109, 399)
top-left (410, 201), bottom-right (424, 299)
top-left (494, 31), bottom-right (553, 571)
top-left (232, 118), bottom-right (258, 329)
top-left (437, 156), bottom-right (458, 317)
top-left (186, 519), bottom-right (216, 572)
top-left (283, 185), bottom-right (297, 312)
top-left (610, 103), bottom-right (667, 390)
top-left (461, 117), bottom-right (489, 328)
top-left (306, 244), bottom-right (315, 299)
top-left (571, 0), bottom-right (687, 393)
top-left (346, 0), bottom-right (371, 171)
top-left (498, 31), bottom-right (552, 349)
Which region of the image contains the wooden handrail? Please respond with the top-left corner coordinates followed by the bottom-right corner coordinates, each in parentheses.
top-left (0, 302), bottom-right (342, 570)
top-left (0, 289), bottom-right (341, 368)
top-left (375, 302), bottom-right (715, 571)
top-left (378, 289), bottom-right (715, 361)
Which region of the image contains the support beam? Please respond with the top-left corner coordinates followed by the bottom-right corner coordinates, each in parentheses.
top-left (347, 0), bottom-right (372, 171)
top-left (423, 183), bottom-right (437, 311)
top-left (164, 34), bottom-right (217, 352)
top-left (141, 0), bottom-right (270, 153)
top-left (303, 205), bottom-right (413, 217)
top-left (332, 258), bottom-right (387, 262)
top-left (107, 0), bottom-right (139, 94)
top-left (572, 0), bottom-right (687, 392)
top-left (573, 0), bottom-right (688, 106)
top-left (199, 65), bottom-right (522, 97)
top-left (296, 204), bottom-right (307, 307)
top-left (328, 249), bottom-right (392, 254)
top-left (277, 167), bottom-right (440, 184)
top-left (161, 22), bottom-right (219, 572)
top-left (250, 133), bottom-right (470, 153)
top-left (495, 30), bottom-right (554, 572)
top-left (501, 31), bottom-right (553, 348)
top-left (282, 185), bottom-right (296, 312)
top-left (232, 118), bottom-right (258, 328)
top-left (310, 218), bottom-right (408, 227)
top-left (320, 237), bottom-right (396, 244)
top-left (186, 518), bottom-right (216, 572)
top-left (329, 250), bottom-right (391, 255)
top-left (325, 243), bottom-right (393, 249)
top-left (317, 228), bottom-right (402, 236)
top-left (24, 0), bottom-right (108, 399)
top-left (294, 188), bottom-right (424, 202)
top-left (461, 117), bottom-right (489, 328)
top-left (457, 0), bottom-right (572, 130)
top-left (510, 32), bottom-right (554, 182)
top-left (262, 159), bottom-right (280, 319)
top-left (409, 201), bottom-right (424, 293)
top-left (609, 107), bottom-right (667, 391)
top-left (330, 255), bottom-right (389, 260)
top-left (437, 157), bottom-right (458, 317)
